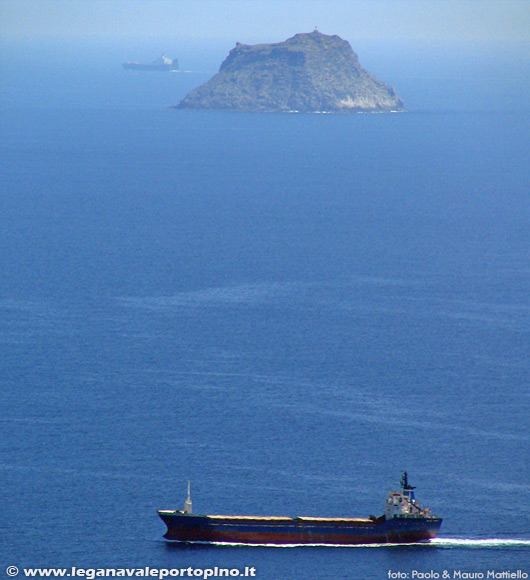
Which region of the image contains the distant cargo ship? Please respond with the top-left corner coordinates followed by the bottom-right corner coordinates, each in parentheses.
top-left (157, 473), bottom-right (442, 545)
top-left (122, 55), bottom-right (179, 71)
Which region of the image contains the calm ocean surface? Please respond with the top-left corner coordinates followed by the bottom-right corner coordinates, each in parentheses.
top-left (1, 43), bottom-right (530, 578)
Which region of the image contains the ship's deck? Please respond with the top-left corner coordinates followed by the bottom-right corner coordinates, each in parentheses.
top-left (159, 512), bottom-right (375, 524)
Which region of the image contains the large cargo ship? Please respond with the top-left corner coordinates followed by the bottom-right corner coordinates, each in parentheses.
top-left (157, 473), bottom-right (442, 545)
top-left (122, 55), bottom-right (179, 72)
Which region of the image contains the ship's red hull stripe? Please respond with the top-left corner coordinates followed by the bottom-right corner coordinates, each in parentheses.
top-left (163, 527), bottom-right (439, 545)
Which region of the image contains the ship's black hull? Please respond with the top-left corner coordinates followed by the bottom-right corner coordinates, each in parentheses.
top-left (157, 511), bottom-right (442, 546)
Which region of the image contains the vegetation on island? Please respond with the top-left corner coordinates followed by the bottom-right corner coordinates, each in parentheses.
top-left (176, 31), bottom-right (404, 113)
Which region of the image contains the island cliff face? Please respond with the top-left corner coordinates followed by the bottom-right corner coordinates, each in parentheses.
top-left (177, 31), bottom-right (404, 113)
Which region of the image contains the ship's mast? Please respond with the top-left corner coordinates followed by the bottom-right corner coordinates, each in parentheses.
top-left (183, 481), bottom-right (192, 513)
top-left (400, 471), bottom-right (416, 502)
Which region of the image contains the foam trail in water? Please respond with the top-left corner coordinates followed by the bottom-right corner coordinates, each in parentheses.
top-left (210, 538), bottom-right (530, 549)
top-left (432, 538), bottom-right (530, 549)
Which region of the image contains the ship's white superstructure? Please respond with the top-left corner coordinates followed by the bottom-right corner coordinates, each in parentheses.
top-left (384, 472), bottom-right (432, 520)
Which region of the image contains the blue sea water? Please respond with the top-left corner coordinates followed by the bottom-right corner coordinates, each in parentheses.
top-left (1, 42), bottom-right (530, 578)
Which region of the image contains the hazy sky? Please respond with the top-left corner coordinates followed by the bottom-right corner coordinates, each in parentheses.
top-left (2, 0), bottom-right (529, 48)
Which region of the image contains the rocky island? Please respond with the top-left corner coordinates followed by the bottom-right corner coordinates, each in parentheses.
top-left (176, 31), bottom-right (404, 113)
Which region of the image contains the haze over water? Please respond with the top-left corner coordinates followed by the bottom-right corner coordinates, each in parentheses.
top-left (1, 5), bottom-right (530, 577)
